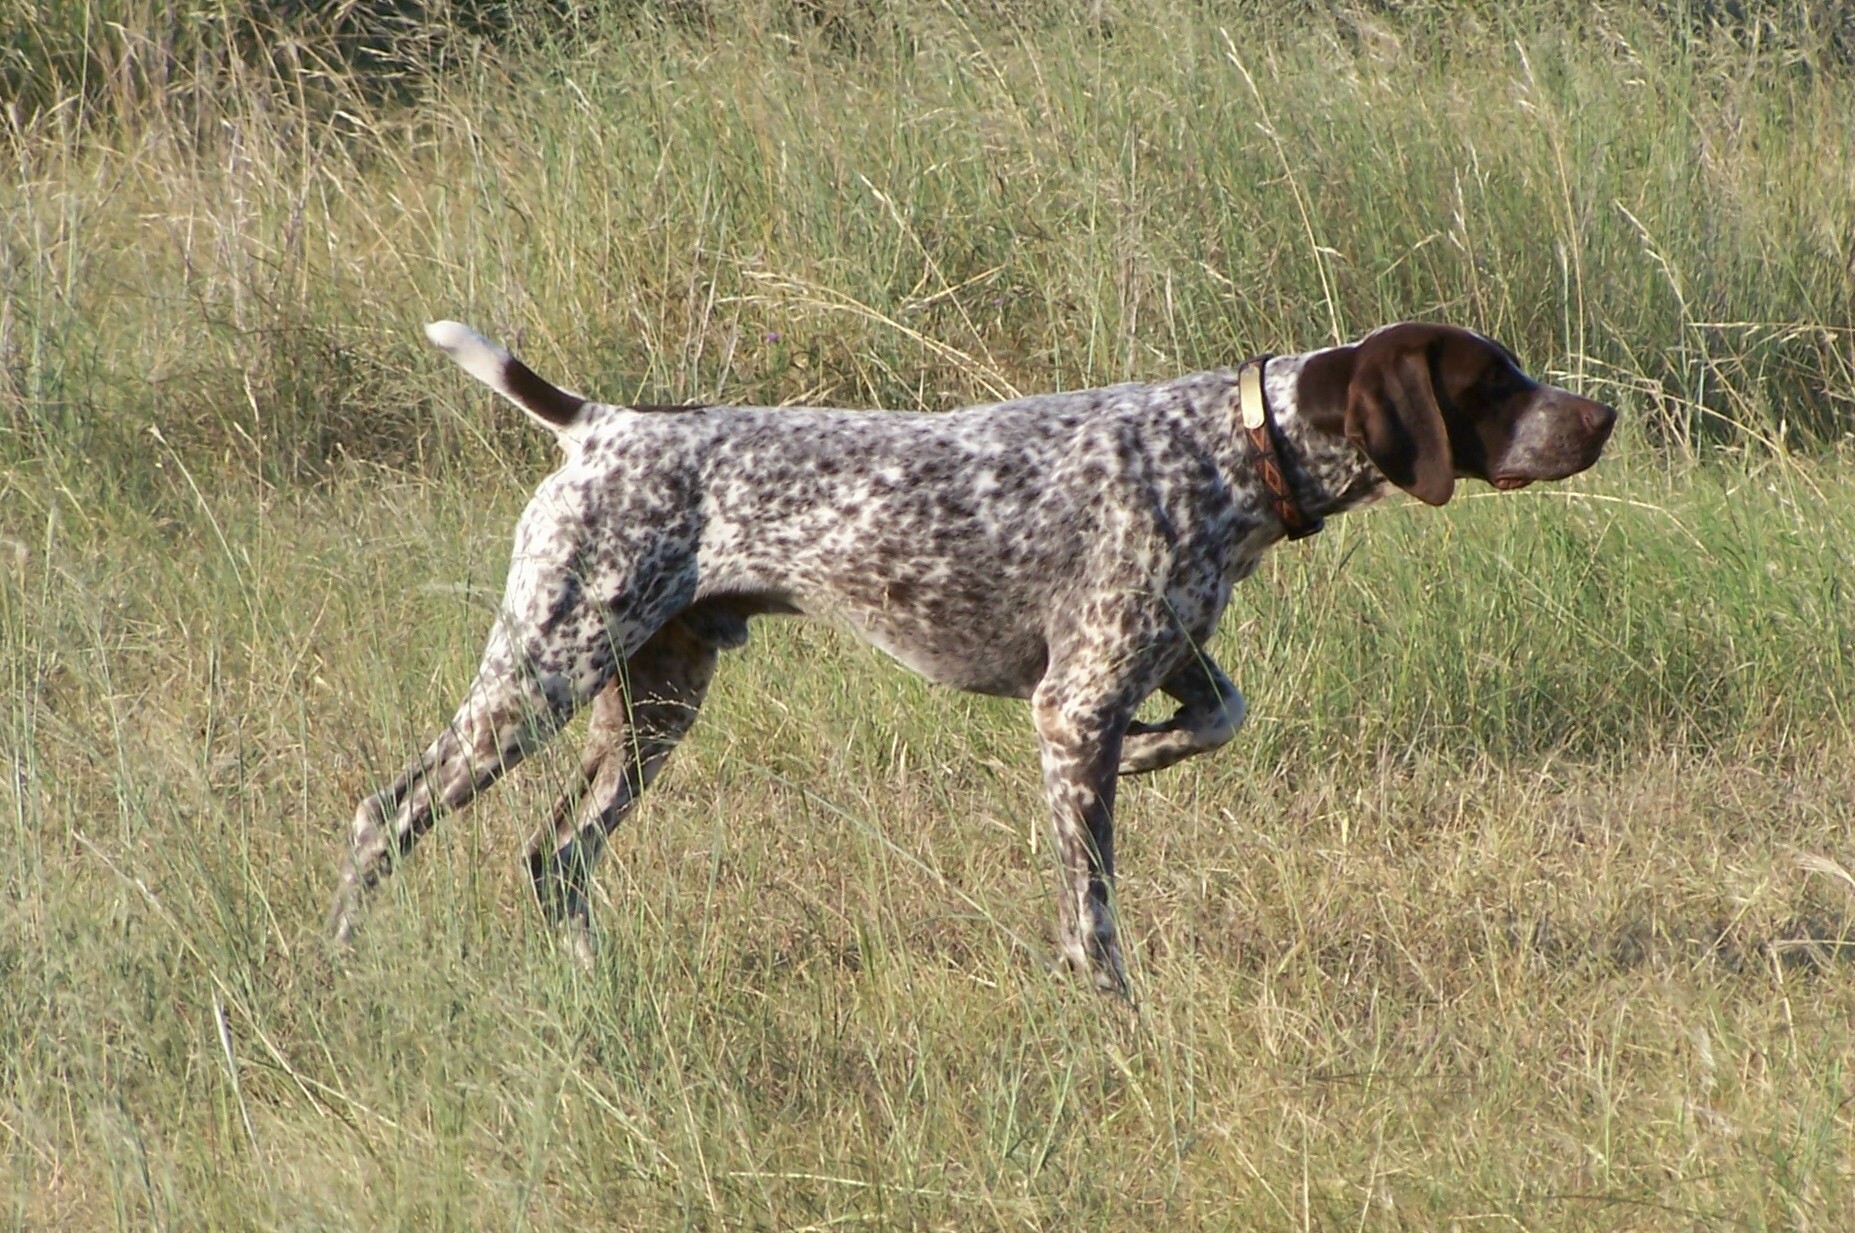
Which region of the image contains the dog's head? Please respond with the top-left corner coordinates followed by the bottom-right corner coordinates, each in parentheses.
top-left (1339, 323), bottom-right (1615, 506)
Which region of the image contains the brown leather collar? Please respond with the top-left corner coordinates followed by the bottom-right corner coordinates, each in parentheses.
top-left (1238, 357), bottom-right (1324, 541)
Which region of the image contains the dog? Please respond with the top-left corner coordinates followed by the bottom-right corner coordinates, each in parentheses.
top-left (329, 319), bottom-right (1615, 992)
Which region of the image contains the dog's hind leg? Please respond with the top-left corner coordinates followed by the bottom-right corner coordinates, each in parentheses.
top-left (527, 616), bottom-right (722, 961)
top-left (328, 618), bottom-right (614, 946)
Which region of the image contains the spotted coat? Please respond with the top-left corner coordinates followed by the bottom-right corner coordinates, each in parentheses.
top-left (329, 320), bottom-right (1617, 992)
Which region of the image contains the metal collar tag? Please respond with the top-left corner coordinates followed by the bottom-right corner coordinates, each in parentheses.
top-left (1237, 357), bottom-right (1324, 541)
top-left (1239, 362), bottom-right (1267, 431)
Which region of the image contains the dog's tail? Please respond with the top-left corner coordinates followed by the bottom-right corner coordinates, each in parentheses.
top-left (423, 321), bottom-right (588, 436)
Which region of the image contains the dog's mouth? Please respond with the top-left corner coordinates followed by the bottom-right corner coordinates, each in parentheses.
top-left (1490, 475), bottom-right (1534, 491)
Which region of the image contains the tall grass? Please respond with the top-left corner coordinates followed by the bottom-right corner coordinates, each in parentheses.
top-left (4, 0), bottom-right (1852, 484)
top-left (4, 2), bottom-right (1855, 1230)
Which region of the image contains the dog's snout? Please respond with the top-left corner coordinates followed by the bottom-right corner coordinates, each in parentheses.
top-left (1581, 400), bottom-right (1617, 438)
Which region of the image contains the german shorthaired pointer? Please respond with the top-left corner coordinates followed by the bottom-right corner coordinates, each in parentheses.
top-left (330, 320), bottom-right (1615, 992)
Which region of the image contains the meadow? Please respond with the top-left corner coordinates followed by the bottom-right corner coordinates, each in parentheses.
top-left (4, 1), bottom-right (1855, 1227)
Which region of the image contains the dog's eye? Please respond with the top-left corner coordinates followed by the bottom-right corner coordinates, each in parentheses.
top-left (1476, 366), bottom-right (1525, 400)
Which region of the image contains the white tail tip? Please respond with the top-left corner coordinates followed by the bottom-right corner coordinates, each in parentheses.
top-left (422, 320), bottom-right (587, 433)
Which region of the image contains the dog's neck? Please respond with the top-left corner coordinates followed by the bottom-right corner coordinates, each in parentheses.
top-left (1251, 347), bottom-right (1390, 523)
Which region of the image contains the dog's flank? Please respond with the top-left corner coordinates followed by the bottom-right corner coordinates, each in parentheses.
top-left (332, 320), bottom-right (1616, 993)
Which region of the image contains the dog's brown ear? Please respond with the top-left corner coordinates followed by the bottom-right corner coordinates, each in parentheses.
top-left (1344, 344), bottom-right (1455, 506)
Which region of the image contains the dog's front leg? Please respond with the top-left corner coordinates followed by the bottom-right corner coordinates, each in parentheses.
top-left (1030, 672), bottom-right (1132, 995)
top-left (1119, 653), bottom-right (1247, 775)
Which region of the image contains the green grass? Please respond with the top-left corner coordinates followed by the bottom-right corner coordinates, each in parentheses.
top-left (5, 2), bottom-right (1855, 1228)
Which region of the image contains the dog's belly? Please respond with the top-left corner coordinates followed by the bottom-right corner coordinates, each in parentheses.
top-left (685, 569), bottom-right (1048, 697)
top-left (840, 606), bottom-right (1046, 698)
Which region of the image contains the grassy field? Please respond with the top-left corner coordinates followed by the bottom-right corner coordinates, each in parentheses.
top-left (5, 1), bottom-right (1855, 1228)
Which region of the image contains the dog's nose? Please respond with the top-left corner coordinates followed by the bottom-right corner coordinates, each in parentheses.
top-left (1581, 400), bottom-right (1617, 437)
